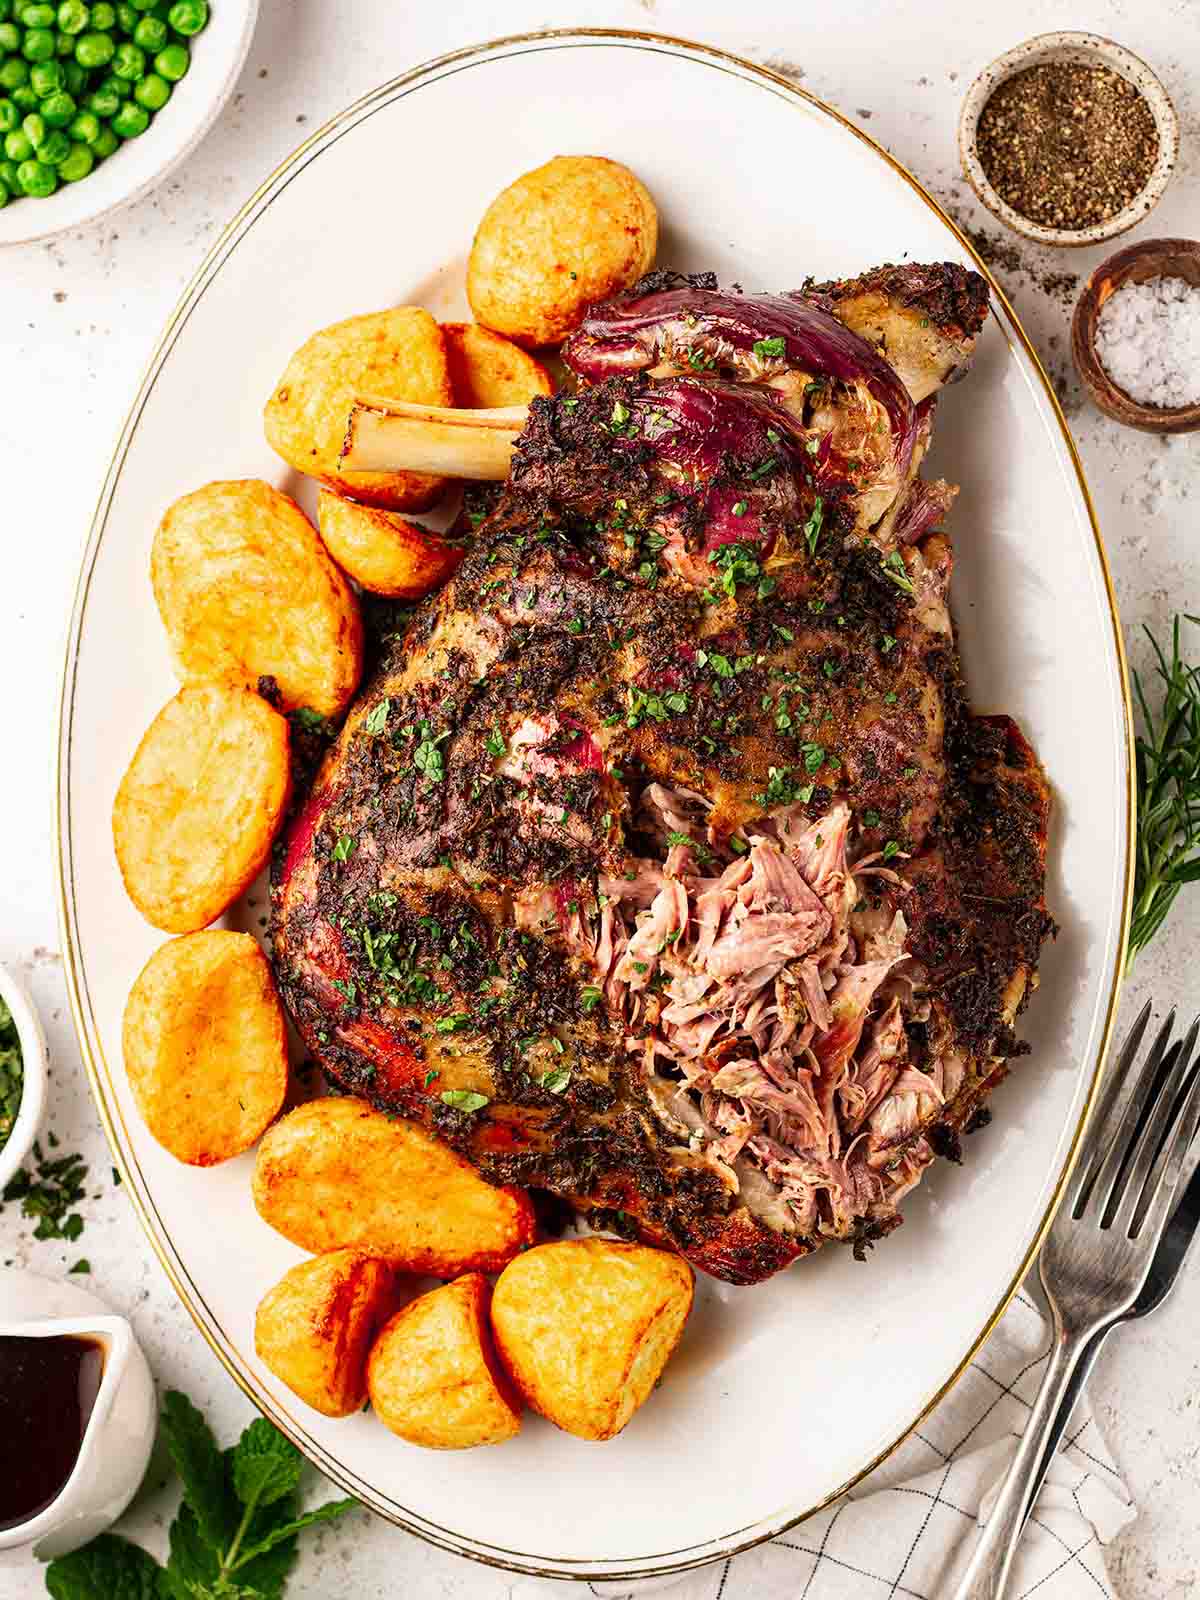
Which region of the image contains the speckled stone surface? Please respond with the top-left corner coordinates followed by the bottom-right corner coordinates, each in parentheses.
top-left (1, 3), bottom-right (1197, 1596)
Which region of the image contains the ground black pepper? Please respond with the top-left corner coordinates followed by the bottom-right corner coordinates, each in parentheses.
top-left (976, 61), bottom-right (1158, 231)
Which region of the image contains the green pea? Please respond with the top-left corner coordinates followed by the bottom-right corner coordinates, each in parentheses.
top-left (29, 58), bottom-right (64, 95)
top-left (21, 109), bottom-right (45, 143)
top-left (17, 154), bottom-right (55, 192)
top-left (21, 2), bottom-right (56, 23)
top-left (10, 82), bottom-right (35, 108)
top-left (153, 38), bottom-right (185, 79)
top-left (36, 124), bottom-right (67, 160)
top-left (0, 57), bottom-right (29, 89)
top-left (130, 0), bottom-right (156, 9)
top-left (56, 134), bottom-right (88, 176)
top-left (110, 96), bottom-right (145, 135)
top-left (22, 26), bottom-right (56, 59)
top-left (0, 0), bottom-right (10, 18)
top-left (130, 12), bottom-right (162, 49)
top-left (0, 98), bottom-right (15, 133)
top-left (41, 87), bottom-right (73, 123)
top-left (68, 104), bottom-right (95, 139)
top-left (132, 68), bottom-right (166, 109)
top-left (88, 0), bottom-right (112, 21)
top-left (0, 179), bottom-right (8, 205)
top-left (56, 28), bottom-right (75, 54)
top-left (73, 29), bottom-right (110, 66)
top-left (0, 155), bottom-right (18, 187)
top-left (111, 40), bottom-right (143, 79)
top-left (57, 0), bottom-right (88, 30)
top-left (61, 57), bottom-right (82, 91)
top-left (90, 118), bottom-right (114, 155)
top-left (0, 17), bottom-right (18, 46)
top-left (166, 0), bottom-right (203, 35)
top-left (114, 0), bottom-right (133, 25)
top-left (3, 125), bottom-right (31, 158)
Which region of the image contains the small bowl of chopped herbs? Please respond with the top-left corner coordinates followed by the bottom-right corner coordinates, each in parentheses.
top-left (958, 32), bottom-right (1178, 248)
top-left (0, 962), bottom-right (48, 1192)
top-left (0, 0), bottom-right (258, 247)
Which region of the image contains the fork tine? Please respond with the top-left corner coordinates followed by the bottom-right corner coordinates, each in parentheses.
top-left (1123, 1026), bottom-right (1200, 1246)
top-left (1067, 1000), bottom-right (1152, 1212)
top-left (1112, 1018), bottom-right (1200, 1236)
top-left (1078, 1007), bottom-right (1175, 1219)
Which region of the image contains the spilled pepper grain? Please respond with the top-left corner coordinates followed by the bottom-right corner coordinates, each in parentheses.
top-left (976, 61), bottom-right (1159, 231)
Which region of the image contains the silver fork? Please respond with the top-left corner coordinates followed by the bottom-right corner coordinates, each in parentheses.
top-left (952, 1002), bottom-right (1200, 1600)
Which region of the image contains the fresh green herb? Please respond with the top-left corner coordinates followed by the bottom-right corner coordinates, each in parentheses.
top-left (666, 829), bottom-right (713, 862)
top-left (626, 686), bottom-right (688, 728)
top-left (773, 624), bottom-right (794, 643)
top-left (881, 840), bottom-right (901, 862)
top-left (609, 399), bottom-right (632, 434)
top-left (330, 978), bottom-right (357, 1006)
top-left (881, 549), bottom-right (914, 595)
top-left (753, 766), bottom-right (815, 808)
top-left (440, 1089), bottom-right (490, 1113)
top-left (423, 1067), bottom-right (440, 1089)
top-left (752, 336), bottom-right (787, 359)
top-left (580, 985), bottom-right (603, 1012)
top-left (68, 1259), bottom-right (90, 1275)
top-left (880, 633), bottom-right (898, 654)
top-left (414, 735), bottom-right (447, 782)
top-left (804, 496), bottom-right (824, 557)
top-left (485, 724), bottom-right (507, 758)
top-left (1128, 614), bottom-right (1200, 967)
top-left (2, 1143), bottom-right (87, 1241)
top-left (330, 834), bottom-right (356, 863)
top-left (863, 809), bottom-right (882, 828)
top-left (290, 707), bottom-right (328, 735)
top-left (538, 1066), bottom-right (572, 1094)
top-left (434, 1013), bottom-right (471, 1034)
top-left (363, 699), bottom-right (389, 736)
top-left (0, 996), bottom-right (22, 1153)
top-left (801, 742), bottom-right (826, 773)
top-left (42, 1391), bottom-right (356, 1600)
top-left (884, 691), bottom-right (898, 705)
top-left (731, 500), bottom-right (748, 517)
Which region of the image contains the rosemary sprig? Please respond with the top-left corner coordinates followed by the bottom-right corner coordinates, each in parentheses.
top-left (1128, 613), bottom-right (1200, 969)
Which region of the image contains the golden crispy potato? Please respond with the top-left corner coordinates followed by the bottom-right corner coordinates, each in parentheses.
top-left (252, 1097), bottom-right (536, 1275)
top-left (317, 489), bottom-right (463, 599)
top-left (467, 156), bottom-right (657, 348)
top-left (368, 1274), bottom-right (520, 1449)
top-left (491, 1239), bottom-right (693, 1441)
top-left (441, 322), bottom-right (554, 408)
top-left (113, 685), bottom-right (291, 934)
top-left (152, 479), bottom-right (362, 720)
top-left (264, 307), bottom-right (452, 510)
top-left (255, 1248), bottom-right (396, 1417)
top-left (123, 931), bottom-right (288, 1165)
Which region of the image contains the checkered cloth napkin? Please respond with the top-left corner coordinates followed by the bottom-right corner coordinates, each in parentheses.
top-left (514, 1292), bottom-right (1134, 1600)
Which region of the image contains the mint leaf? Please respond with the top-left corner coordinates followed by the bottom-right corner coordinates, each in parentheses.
top-left (158, 1503), bottom-right (220, 1600)
top-left (363, 698), bottom-right (389, 735)
top-left (160, 1392), bottom-right (235, 1551)
top-left (232, 1499), bottom-right (359, 1573)
top-left (44, 1534), bottom-right (161, 1600)
top-left (439, 1089), bottom-right (489, 1113)
top-left (231, 1419), bottom-right (303, 1511)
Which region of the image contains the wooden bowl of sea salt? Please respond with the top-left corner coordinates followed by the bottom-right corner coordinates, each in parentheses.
top-left (1072, 237), bottom-right (1200, 432)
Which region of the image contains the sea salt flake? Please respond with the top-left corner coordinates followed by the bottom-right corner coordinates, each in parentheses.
top-left (1094, 275), bottom-right (1200, 410)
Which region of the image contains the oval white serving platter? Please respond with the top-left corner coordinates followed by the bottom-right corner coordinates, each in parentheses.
top-left (56, 29), bottom-right (1133, 1584)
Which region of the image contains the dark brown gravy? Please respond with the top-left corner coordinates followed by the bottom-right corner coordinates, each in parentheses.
top-left (0, 1334), bottom-right (104, 1532)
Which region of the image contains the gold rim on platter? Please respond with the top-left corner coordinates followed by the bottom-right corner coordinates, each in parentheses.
top-left (54, 26), bottom-right (1136, 1581)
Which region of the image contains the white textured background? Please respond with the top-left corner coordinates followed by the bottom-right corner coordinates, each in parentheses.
top-left (1, 2), bottom-right (1197, 1596)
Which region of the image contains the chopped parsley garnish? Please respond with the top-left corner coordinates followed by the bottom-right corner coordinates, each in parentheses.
top-left (440, 1089), bottom-right (490, 1113)
top-left (0, 996), bottom-right (22, 1153)
top-left (580, 985), bottom-right (603, 1012)
top-left (609, 399), bottom-right (633, 435)
top-left (752, 335), bottom-right (787, 359)
top-left (290, 707), bottom-right (328, 734)
top-left (803, 495), bottom-right (825, 557)
top-left (753, 766), bottom-right (815, 808)
top-left (434, 1013), bottom-right (471, 1034)
top-left (626, 686), bottom-right (688, 728)
top-left (331, 834), bottom-right (356, 862)
top-left (666, 830), bottom-right (714, 862)
top-left (363, 698), bottom-right (390, 735)
top-left (485, 724), bottom-right (507, 758)
top-left (331, 977), bottom-right (357, 1005)
top-left (863, 809), bottom-right (882, 827)
top-left (1, 1140), bottom-right (87, 1241)
top-left (423, 1067), bottom-right (440, 1088)
top-left (881, 549), bottom-right (915, 595)
top-left (880, 633), bottom-right (898, 654)
top-left (414, 731), bottom-right (449, 781)
top-left (538, 1066), bottom-right (573, 1094)
top-left (801, 742), bottom-right (826, 773)
top-left (882, 840), bottom-right (902, 861)
top-left (732, 500), bottom-right (748, 517)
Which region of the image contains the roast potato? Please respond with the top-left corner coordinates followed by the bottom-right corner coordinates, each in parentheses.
top-left (491, 1238), bottom-right (693, 1441)
top-left (441, 321), bottom-right (553, 408)
top-left (252, 1097), bottom-right (536, 1275)
top-left (317, 489), bottom-right (463, 599)
top-left (467, 155), bottom-right (658, 348)
top-left (367, 1273), bottom-right (520, 1449)
top-left (152, 479), bottom-right (363, 720)
top-left (113, 684), bottom-right (291, 934)
top-left (264, 307), bottom-right (452, 510)
top-left (255, 1248), bottom-right (396, 1417)
top-left (122, 931), bottom-right (288, 1165)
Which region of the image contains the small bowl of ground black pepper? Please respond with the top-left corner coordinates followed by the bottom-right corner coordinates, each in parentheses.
top-left (0, 963), bottom-right (48, 1193)
top-left (959, 32), bottom-right (1178, 248)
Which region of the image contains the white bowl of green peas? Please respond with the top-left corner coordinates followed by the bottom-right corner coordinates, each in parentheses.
top-left (0, 0), bottom-right (257, 245)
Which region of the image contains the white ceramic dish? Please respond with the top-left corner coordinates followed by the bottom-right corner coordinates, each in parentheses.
top-left (55, 29), bottom-right (1133, 1584)
top-left (0, 962), bottom-right (48, 1191)
top-left (0, 1272), bottom-right (157, 1563)
top-left (0, 0), bottom-right (258, 248)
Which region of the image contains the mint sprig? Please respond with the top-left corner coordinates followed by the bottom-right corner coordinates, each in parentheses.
top-left (42, 1392), bottom-right (358, 1600)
